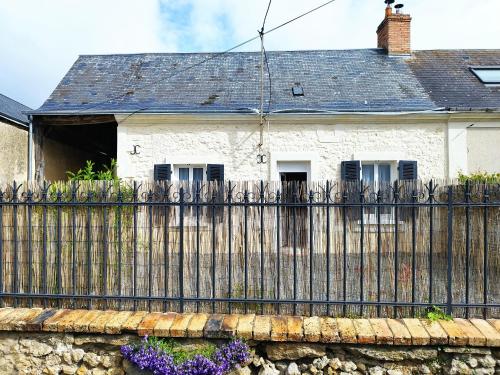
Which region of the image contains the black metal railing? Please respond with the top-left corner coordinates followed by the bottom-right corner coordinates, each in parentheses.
top-left (0, 179), bottom-right (498, 318)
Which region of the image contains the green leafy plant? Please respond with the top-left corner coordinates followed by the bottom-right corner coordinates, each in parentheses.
top-left (425, 306), bottom-right (452, 321)
top-left (67, 159), bottom-right (118, 181)
top-left (145, 337), bottom-right (217, 364)
top-left (458, 171), bottom-right (500, 184)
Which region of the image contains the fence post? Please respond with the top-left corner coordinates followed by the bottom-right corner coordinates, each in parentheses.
top-left (12, 181), bottom-right (19, 307)
top-left (483, 185), bottom-right (489, 319)
top-left (446, 185), bottom-right (453, 316)
top-left (179, 186), bottom-right (185, 313)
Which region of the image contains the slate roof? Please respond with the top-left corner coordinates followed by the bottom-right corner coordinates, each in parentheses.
top-left (34, 48), bottom-right (500, 115)
top-left (0, 93), bottom-right (31, 125)
top-left (34, 49), bottom-right (437, 114)
top-left (408, 50), bottom-right (500, 110)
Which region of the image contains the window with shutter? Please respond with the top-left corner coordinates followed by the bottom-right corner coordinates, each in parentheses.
top-left (398, 160), bottom-right (418, 180)
top-left (154, 164), bottom-right (171, 181)
top-left (206, 164), bottom-right (224, 182)
top-left (341, 160), bottom-right (361, 181)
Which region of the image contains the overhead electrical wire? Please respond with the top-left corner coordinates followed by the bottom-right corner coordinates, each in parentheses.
top-left (69, 0), bottom-right (337, 118)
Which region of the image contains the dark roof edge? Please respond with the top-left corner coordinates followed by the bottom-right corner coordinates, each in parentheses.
top-left (0, 112), bottom-right (29, 127)
top-left (29, 108), bottom-right (455, 116)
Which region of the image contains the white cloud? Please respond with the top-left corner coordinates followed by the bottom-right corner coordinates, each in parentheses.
top-left (0, 0), bottom-right (167, 108)
top-left (1, 0), bottom-right (499, 109)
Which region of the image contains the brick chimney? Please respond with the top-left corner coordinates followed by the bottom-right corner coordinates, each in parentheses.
top-left (377, 3), bottom-right (412, 55)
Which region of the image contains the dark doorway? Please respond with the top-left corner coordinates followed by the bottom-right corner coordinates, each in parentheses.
top-left (280, 172), bottom-right (307, 182)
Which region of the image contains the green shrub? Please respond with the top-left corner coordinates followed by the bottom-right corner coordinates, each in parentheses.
top-left (67, 159), bottom-right (117, 181)
top-left (458, 171), bottom-right (500, 184)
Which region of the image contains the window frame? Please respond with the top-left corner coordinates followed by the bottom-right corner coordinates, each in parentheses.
top-left (360, 161), bottom-right (395, 225)
top-left (173, 164), bottom-right (206, 182)
top-left (470, 66), bottom-right (500, 85)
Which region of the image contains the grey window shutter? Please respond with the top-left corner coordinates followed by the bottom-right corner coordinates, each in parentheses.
top-left (341, 160), bottom-right (361, 181)
top-left (154, 164), bottom-right (171, 181)
top-left (207, 164), bottom-right (224, 182)
top-left (398, 160), bottom-right (418, 180)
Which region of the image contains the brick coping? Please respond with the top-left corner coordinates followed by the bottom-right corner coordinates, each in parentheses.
top-left (0, 308), bottom-right (498, 347)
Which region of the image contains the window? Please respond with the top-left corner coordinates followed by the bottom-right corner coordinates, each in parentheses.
top-left (174, 165), bottom-right (206, 181)
top-left (470, 67), bottom-right (500, 85)
top-left (361, 162), bottom-right (391, 187)
top-left (361, 162), bottom-right (393, 223)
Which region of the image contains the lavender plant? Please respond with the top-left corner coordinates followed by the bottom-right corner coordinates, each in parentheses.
top-left (121, 337), bottom-right (250, 375)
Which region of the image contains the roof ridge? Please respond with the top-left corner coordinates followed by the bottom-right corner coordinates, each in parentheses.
top-left (77, 48), bottom-right (384, 58)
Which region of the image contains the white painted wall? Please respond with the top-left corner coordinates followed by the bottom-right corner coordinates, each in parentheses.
top-left (116, 114), bottom-right (448, 181)
top-left (467, 127), bottom-right (500, 173)
top-left (447, 121), bottom-right (500, 177)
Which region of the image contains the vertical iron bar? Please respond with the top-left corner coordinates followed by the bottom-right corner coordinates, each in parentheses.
top-left (211, 187), bottom-right (216, 313)
top-left (12, 182), bottom-right (18, 307)
top-left (465, 180), bottom-right (470, 318)
top-left (27, 189), bottom-right (33, 308)
top-left (292, 182), bottom-right (298, 315)
top-left (276, 189), bottom-right (281, 314)
top-left (102, 182), bottom-right (108, 310)
top-left (87, 189), bottom-right (92, 309)
top-left (148, 190), bottom-right (153, 312)
top-left (309, 188), bottom-right (314, 317)
top-left (42, 182), bottom-right (48, 308)
top-left (228, 181), bottom-right (232, 314)
top-left (195, 181), bottom-right (200, 313)
top-left (117, 188), bottom-right (123, 310)
top-left (428, 180), bottom-right (434, 307)
top-left (260, 180), bottom-right (265, 314)
top-left (483, 186), bottom-right (489, 319)
top-left (359, 181), bottom-right (364, 317)
top-left (446, 185), bottom-right (453, 316)
top-left (411, 187), bottom-right (417, 317)
top-left (394, 181), bottom-right (399, 318)
top-left (376, 189), bottom-right (382, 317)
top-left (56, 188), bottom-right (62, 308)
top-left (71, 183), bottom-right (77, 309)
top-left (326, 181), bottom-right (331, 316)
top-left (179, 186), bottom-right (185, 313)
top-left (342, 187), bottom-right (347, 316)
top-left (244, 189), bottom-right (248, 314)
top-left (132, 181), bottom-right (138, 310)
top-left (164, 184), bottom-right (170, 312)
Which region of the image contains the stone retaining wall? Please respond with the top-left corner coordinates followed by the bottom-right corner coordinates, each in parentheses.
top-left (0, 332), bottom-right (499, 375)
top-left (0, 308), bottom-right (499, 374)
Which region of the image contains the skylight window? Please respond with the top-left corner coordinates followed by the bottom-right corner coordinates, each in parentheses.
top-left (292, 84), bottom-right (304, 96)
top-left (470, 67), bottom-right (500, 84)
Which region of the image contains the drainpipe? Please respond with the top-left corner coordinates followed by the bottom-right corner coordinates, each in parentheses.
top-left (28, 115), bottom-right (33, 182)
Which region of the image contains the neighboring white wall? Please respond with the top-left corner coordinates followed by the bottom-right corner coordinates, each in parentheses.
top-left (467, 127), bottom-right (500, 173)
top-left (116, 114), bottom-right (447, 181)
top-left (0, 119), bottom-right (28, 182)
top-left (447, 120), bottom-right (500, 177)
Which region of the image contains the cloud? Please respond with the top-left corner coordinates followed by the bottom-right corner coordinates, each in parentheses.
top-left (0, 0), bottom-right (167, 108)
top-left (1, 0), bottom-right (499, 108)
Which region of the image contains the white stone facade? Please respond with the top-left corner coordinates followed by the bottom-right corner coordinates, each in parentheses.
top-left (115, 113), bottom-right (500, 182)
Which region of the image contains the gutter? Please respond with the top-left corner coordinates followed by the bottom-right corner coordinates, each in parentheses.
top-left (28, 115), bottom-right (33, 182)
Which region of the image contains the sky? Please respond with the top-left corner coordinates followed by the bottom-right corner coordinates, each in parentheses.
top-left (1, 0), bottom-right (499, 109)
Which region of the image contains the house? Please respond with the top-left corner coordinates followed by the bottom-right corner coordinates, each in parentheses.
top-left (0, 93), bottom-right (31, 182)
top-left (29, 4), bottom-right (500, 183)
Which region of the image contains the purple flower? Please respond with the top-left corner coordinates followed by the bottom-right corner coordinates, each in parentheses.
top-left (121, 338), bottom-right (250, 375)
